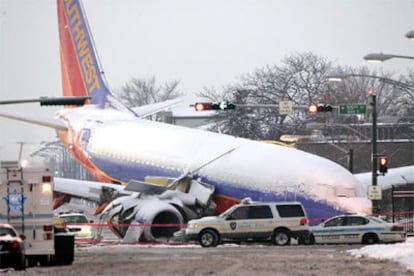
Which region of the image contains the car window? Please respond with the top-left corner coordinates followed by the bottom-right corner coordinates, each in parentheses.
top-left (229, 206), bottom-right (249, 220)
top-left (247, 206), bottom-right (273, 219)
top-left (276, 205), bottom-right (305, 217)
top-left (0, 227), bottom-right (16, 237)
top-left (346, 216), bottom-right (368, 226)
top-left (324, 217), bottom-right (345, 227)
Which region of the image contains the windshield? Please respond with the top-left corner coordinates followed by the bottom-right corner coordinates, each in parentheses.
top-left (219, 205), bottom-right (239, 218)
top-left (61, 215), bottom-right (88, 223)
top-left (0, 227), bottom-right (16, 237)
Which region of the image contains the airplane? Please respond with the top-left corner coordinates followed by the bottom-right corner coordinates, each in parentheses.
top-left (0, 0), bottom-right (372, 242)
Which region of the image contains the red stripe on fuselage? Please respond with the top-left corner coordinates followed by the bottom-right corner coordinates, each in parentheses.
top-left (212, 195), bottom-right (240, 215)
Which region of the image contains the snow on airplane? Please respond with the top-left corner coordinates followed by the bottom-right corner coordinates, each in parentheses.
top-left (0, 0), bottom-right (371, 242)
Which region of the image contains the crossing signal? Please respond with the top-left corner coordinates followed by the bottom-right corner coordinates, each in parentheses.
top-left (308, 104), bottom-right (333, 113)
top-left (194, 102), bottom-right (236, 111)
top-left (378, 156), bottom-right (388, 174)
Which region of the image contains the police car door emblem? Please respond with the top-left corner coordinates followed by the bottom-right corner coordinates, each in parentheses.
top-left (230, 222), bottom-right (237, 230)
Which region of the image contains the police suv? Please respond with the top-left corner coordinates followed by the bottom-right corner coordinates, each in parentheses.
top-left (177, 198), bottom-right (310, 247)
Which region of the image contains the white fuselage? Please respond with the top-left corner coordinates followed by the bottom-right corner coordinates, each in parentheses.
top-left (58, 107), bottom-right (371, 219)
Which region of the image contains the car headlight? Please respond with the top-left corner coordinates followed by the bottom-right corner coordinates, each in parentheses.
top-left (188, 223), bottom-right (199, 229)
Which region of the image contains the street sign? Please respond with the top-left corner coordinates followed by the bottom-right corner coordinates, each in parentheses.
top-left (339, 104), bottom-right (366, 115)
top-left (279, 101), bottom-right (293, 115)
top-left (368, 185), bottom-right (382, 200)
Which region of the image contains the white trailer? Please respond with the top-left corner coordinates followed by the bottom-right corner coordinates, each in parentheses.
top-left (0, 161), bottom-right (74, 266)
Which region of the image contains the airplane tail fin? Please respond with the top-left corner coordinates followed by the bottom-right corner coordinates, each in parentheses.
top-left (57, 0), bottom-right (130, 112)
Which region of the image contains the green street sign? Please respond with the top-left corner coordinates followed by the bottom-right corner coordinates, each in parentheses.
top-left (339, 104), bottom-right (366, 115)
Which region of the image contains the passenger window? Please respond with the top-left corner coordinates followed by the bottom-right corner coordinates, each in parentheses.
top-left (247, 206), bottom-right (273, 219)
top-left (325, 217), bottom-right (345, 227)
top-left (346, 217), bottom-right (368, 226)
top-left (276, 205), bottom-right (305, 217)
top-left (229, 206), bottom-right (249, 220)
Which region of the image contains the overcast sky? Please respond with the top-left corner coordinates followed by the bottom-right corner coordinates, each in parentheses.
top-left (1, 0), bottom-right (414, 159)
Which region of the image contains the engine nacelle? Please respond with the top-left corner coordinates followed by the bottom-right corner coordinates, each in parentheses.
top-left (132, 199), bottom-right (184, 242)
top-left (100, 196), bottom-right (184, 242)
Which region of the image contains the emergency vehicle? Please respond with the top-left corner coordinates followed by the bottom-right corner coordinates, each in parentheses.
top-left (0, 161), bottom-right (74, 267)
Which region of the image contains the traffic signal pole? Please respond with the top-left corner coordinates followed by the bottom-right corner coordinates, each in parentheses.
top-left (370, 91), bottom-right (378, 214)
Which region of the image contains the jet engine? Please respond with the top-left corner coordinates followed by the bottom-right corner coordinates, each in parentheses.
top-left (99, 196), bottom-right (186, 242)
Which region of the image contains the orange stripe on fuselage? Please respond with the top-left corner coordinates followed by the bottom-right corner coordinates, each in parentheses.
top-left (58, 130), bottom-right (114, 183)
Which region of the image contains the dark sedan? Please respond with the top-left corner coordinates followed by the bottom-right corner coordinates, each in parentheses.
top-left (0, 223), bottom-right (25, 270)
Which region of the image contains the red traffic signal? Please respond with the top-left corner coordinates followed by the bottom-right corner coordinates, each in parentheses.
top-left (368, 88), bottom-right (375, 96)
top-left (194, 102), bottom-right (235, 111)
top-left (194, 102), bottom-right (212, 111)
top-left (308, 104), bottom-right (318, 113)
top-left (378, 156), bottom-right (388, 174)
top-left (308, 104), bottom-right (333, 113)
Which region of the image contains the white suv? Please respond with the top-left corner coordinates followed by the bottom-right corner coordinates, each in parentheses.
top-left (178, 199), bottom-right (310, 247)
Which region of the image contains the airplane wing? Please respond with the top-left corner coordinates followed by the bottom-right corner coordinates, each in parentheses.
top-left (54, 177), bottom-right (127, 203)
top-left (131, 99), bottom-right (182, 118)
top-left (0, 109), bottom-right (67, 130)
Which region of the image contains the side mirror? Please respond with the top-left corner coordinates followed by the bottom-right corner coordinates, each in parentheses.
top-left (20, 234), bottom-right (26, 240)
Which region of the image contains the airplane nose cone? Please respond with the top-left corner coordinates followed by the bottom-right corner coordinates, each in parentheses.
top-left (288, 148), bottom-right (361, 194)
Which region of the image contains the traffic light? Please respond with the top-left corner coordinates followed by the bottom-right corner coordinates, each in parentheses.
top-left (194, 102), bottom-right (214, 111)
top-left (194, 102), bottom-right (235, 111)
top-left (378, 156), bottom-right (388, 174)
top-left (307, 104), bottom-right (333, 113)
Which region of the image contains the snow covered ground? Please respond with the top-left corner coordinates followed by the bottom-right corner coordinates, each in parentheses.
top-left (348, 237), bottom-right (414, 272)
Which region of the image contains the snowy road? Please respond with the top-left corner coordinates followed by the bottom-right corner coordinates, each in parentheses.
top-left (7, 241), bottom-right (414, 275)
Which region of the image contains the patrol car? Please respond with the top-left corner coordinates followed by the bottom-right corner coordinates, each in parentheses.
top-left (176, 198), bottom-right (310, 247)
top-left (307, 214), bottom-right (406, 245)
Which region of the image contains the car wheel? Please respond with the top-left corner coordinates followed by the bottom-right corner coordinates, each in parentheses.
top-left (273, 229), bottom-right (291, 246)
top-left (362, 233), bottom-right (379, 245)
top-left (14, 255), bottom-right (26, 271)
top-left (199, 229), bottom-right (219, 247)
top-left (27, 256), bottom-right (37, 267)
top-left (299, 234), bottom-right (315, 245)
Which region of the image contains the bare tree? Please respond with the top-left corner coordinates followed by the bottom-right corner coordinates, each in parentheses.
top-left (197, 52), bottom-right (413, 140)
top-left (198, 52), bottom-right (334, 139)
top-left (117, 76), bottom-right (182, 106)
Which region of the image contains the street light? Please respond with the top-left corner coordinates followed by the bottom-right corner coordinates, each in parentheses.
top-left (326, 72), bottom-right (414, 91)
top-left (363, 53), bottom-right (414, 63)
top-left (405, 30), bottom-right (414, 40)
